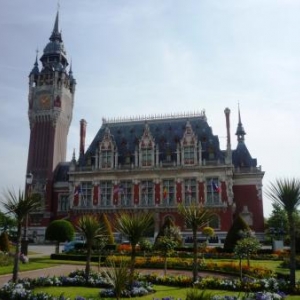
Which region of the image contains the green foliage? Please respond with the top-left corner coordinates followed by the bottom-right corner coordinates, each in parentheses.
top-left (0, 251), bottom-right (13, 267)
top-left (178, 203), bottom-right (213, 282)
top-left (154, 216), bottom-right (182, 247)
top-left (139, 238), bottom-right (153, 252)
top-left (0, 211), bottom-right (16, 234)
top-left (223, 215), bottom-right (251, 253)
top-left (115, 211), bottom-right (154, 281)
top-left (0, 231), bottom-right (10, 252)
top-left (45, 220), bottom-right (75, 243)
top-left (77, 214), bottom-right (105, 280)
top-left (102, 258), bottom-right (130, 300)
top-left (266, 177), bottom-right (300, 289)
top-left (186, 288), bottom-right (213, 300)
top-left (1, 188), bottom-right (41, 282)
top-left (99, 213), bottom-right (114, 244)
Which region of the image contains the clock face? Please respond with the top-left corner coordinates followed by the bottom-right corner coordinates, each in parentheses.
top-left (39, 94), bottom-right (51, 109)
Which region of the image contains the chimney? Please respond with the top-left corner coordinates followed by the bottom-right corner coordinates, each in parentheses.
top-left (79, 119), bottom-right (87, 158)
top-left (224, 108), bottom-right (231, 150)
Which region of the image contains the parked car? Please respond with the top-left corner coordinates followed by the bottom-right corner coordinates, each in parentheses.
top-left (63, 240), bottom-right (85, 253)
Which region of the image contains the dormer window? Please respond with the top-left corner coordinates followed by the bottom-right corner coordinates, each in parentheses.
top-left (180, 121), bottom-right (197, 166)
top-left (99, 127), bottom-right (116, 169)
top-left (139, 122), bottom-right (155, 167)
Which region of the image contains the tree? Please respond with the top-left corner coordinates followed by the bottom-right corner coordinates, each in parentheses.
top-left (76, 214), bottom-right (104, 280)
top-left (115, 211), bottom-right (153, 282)
top-left (1, 189), bottom-right (40, 282)
top-left (234, 232), bottom-right (260, 280)
top-left (266, 178), bottom-right (300, 290)
top-left (178, 203), bottom-right (213, 282)
top-left (154, 216), bottom-right (182, 246)
top-left (155, 226), bottom-right (181, 275)
top-left (45, 220), bottom-right (75, 254)
top-left (223, 215), bottom-right (251, 253)
top-left (265, 203), bottom-right (288, 242)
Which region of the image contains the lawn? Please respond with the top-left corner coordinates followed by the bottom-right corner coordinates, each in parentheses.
top-left (33, 285), bottom-right (300, 300)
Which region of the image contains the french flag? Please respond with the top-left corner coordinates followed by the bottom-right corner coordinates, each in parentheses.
top-left (212, 181), bottom-right (220, 193)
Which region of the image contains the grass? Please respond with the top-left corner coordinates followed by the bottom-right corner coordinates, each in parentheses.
top-left (33, 285), bottom-right (300, 300)
top-left (33, 285), bottom-right (237, 300)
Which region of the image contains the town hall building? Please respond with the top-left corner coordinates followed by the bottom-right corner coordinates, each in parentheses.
top-left (26, 11), bottom-right (264, 243)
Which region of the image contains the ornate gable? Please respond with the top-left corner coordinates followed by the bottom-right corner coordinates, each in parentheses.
top-left (139, 122), bottom-right (155, 149)
top-left (139, 122), bottom-right (155, 167)
top-left (181, 121), bottom-right (197, 146)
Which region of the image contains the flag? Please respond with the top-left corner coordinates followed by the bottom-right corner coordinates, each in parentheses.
top-left (163, 187), bottom-right (168, 199)
top-left (74, 185), bottom-right (82, 196)
top-left (212, 181), bottom-right (220, 193)
top-left (93, 185), bottom-right (100, 206)
top-left (113, 185), bottom-right (124, 195)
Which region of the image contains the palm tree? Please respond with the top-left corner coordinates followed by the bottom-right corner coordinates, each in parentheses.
top-left (115, 211), bottom-right (153, 281)
top-left (1, 189), bottom-right (40, 282)
top-left (76, 214), bottom-right (104, 280)
top-left (266, 178), bottom-right (300, 290)
top-left (178, 203), bottom-right (213, 282)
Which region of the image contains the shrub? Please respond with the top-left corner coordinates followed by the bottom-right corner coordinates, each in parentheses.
top-left (0, 231), bottom-right (10, 252)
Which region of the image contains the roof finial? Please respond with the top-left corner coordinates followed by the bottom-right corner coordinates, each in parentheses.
top-left (50, 8), bottom-right (62, 42)
top-left (235, 102), bottom-right (246, 143)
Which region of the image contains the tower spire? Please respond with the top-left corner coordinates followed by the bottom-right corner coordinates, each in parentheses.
top-left (235, 103), bottom-right (246, 143)
top-left (50, 10), bottom-right (62, 42)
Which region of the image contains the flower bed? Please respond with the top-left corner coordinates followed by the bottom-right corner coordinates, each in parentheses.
top-left (0, 270), bottom-right (297, 300)
top-left (107, 255), bottom-right (275, 278)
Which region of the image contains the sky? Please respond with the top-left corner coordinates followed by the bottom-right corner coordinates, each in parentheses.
top-left (0, 0), bottom-right (299, 218)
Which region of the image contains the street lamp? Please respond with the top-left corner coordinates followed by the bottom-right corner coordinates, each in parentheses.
top-left (21, 173), bottom-right (33, 255)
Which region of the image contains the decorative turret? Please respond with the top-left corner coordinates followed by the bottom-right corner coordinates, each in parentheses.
top-left (29, 51), bottom-right (40, 78)
top-left (40, 10), bottom-right (68, 74)
top-left (235, 105), bottom-right (246, 143)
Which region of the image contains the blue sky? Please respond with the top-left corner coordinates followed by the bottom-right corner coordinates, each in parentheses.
top-left (0, 1), bottom-right (299, 218)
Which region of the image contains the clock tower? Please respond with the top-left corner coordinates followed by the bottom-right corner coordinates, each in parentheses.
top-left (27, 11), bottom-right (76, 225)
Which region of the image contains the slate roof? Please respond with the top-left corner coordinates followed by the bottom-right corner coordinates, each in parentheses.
top-left (84, 114), bottom-right (225, 166)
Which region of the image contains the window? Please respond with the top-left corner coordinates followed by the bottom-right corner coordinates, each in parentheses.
top-left (183, 145), bottom-right (195, 165)
top-left (141, 147), bottom-right (152, 166)
top-left (141, 180), bottom-right (153, 206)
top-left (206, 178), bottom-right (220, 205)
top-left (58, 194), bottom-right (69, 212)
top-left (101, 150), bottom-right (112, 168)
top-left (162, 179), bottom-right (175, 205)
top-left (100, 181), bottom-right (112, 206)
top-left (81, 182), bottom-right (92, 207)
top-left (120, 181), bottom-right (132, 206)
top-left (184, 178), bottom-right (196, 204)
